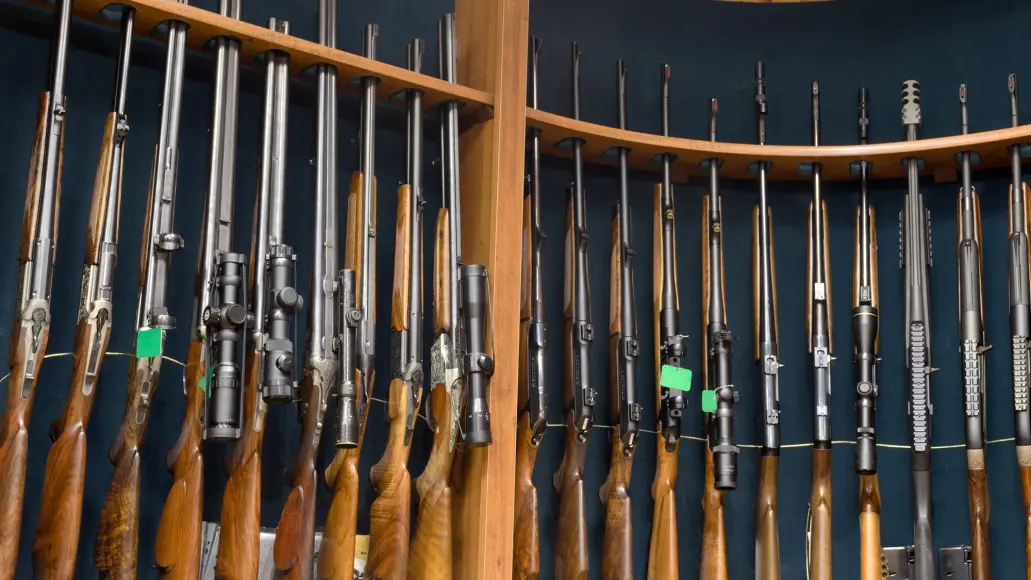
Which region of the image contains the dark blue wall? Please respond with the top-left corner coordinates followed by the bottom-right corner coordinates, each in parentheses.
top-left (0, 0), bottom-right (1028, 578)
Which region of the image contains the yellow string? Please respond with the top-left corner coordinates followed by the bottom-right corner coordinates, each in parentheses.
top-left (544, 421), bottom-right (1016, 450)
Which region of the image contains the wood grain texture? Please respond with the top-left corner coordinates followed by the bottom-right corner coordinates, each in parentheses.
top-left (858, 474), bottom-right (881, 580)
top-left (391, 185), bottom-right (413, 329)
top-left (154, 339), bottom-right (204, 579)
top-left (648, 183), bottom-right (678, 580)
top-left (526, 105), bottom-right (1031, 182)
top-left (453, 1), bottom-right (528, 577)
top-left (754, 455), bottom-right (780, 580)
top-left (808, 448), bottom-right (832, 580)
top-left (95, 347), bottom-right (166, 579)
top-left (214, 353), bottom-right (263, 580)
top-left (18, 92), bottom-right (50, 262)
top-left (433, 208), bottom-right (452, 333)
top-left (84, 112), bottom-right (120, 263)
top-left (967, 467), bottom-right (991, 580)
top-left (554, 418), bottom-right (589, 580)
top-left (409, 384), bottom-right (456, 580)
top-left (1020, 463), bottom-right (1031, 580)
top-left (33, 313), bottom-right (111, 579)
top-left (513, 414), bottom-right (541, 580)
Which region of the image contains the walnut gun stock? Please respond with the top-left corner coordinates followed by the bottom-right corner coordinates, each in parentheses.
top-left (32, 9), bottom-right (132, 579)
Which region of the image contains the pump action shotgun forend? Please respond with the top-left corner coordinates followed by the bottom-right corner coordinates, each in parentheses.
top-left (272, 2), bottom-right (339, 578)
top-left (1008, 73), bottom-right (1031, 580)
top-left (31, 7), bottom-right (133, 579)
top-left (319, 22), bottom-right (378, 580)
top-left (555, 40), bottom-right (595, 580)
top-left (93, 3), bottom-right (188, 578)
top-left (365, 37), bottom-right (426, 580)
top-left (648, 62), bottom-right (685, 580)
top-left (215, 18), bottom-right (301, 580)
top-left (514, 34), bottom-right (549, 580)
top-left (853, 87), bottom-right (883, 580)
top-left (0, 0), bottom-right (72, 575)
top-left (753, 61), bottom-right (781, 580)
top-left (806, 81), bottom-right (834, 580)
top-left (956, 85), bottom-right (992, 580)
top-left (599, 59), bottom-right (643, 580)
top-left (701, 96), bottom-right (734, 580)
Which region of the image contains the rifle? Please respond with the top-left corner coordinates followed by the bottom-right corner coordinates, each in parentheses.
top-left (271, 3), bottom-right (339, 578)
top-left (365, 38), bottom-right (426, 580)
top-left (1007, 74), bottom-right (1031, 580)
top-left (598, 61), bottom-right (642, 580)
top-left (154, 2), bottom-right (243, 577)
top-left (648, 63), bottom-right (685, 580)
top-left (319, 23), bottom-right (379, 580)
top-left (554, 41), bottom-right (595, 580)
top-left (513, 34), bottom-right (548, 580)
top-left (93, 4), bottom-right (188, 576)
top-left (957, 85), bottom-right (992, 580)
top-left (0, 0), bottom-right (71, 574)
top-left (215, 19), bottom-right (301, 578)
top-left (701, 96), bottom-right (734, 580)
top-left (900, 79), bottom-right (937, 580)
top-left (31, 7), bottom-right (132, 579)
top-left (853, 88), bottom-right (882, 580)
top-left (411, 15), bottom-right (495, 578)
top-left (806, 81), bottom-right (833, 580)
top-left (753, 61), bottom-right (781, 580)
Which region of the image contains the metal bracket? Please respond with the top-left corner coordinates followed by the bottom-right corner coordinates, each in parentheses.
top-left (939, 546), bottom-right (972, 580)
top-left (882, 546), bottom-right (914, 579)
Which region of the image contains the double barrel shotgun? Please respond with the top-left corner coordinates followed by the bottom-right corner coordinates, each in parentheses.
top-left (31, 6), bottom-right (133, 579)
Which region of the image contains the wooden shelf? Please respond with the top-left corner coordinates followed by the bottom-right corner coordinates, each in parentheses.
top-left (46, 0), bottom-right (494, 116)
top-left (527, 107), bottom-right (1031, 182)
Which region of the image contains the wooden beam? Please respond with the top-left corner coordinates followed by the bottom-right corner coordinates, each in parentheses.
top-left (452, 0), bottom-right (528, 578)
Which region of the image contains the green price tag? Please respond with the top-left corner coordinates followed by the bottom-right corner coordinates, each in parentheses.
top-left (135, 328), bottom-right (163, 359)
top-left (701, 390), bottom-right (717, 413)
top-left (659, 365), bottom-right (692, 392)
top-left (199, 367), bottom-right (213, 394)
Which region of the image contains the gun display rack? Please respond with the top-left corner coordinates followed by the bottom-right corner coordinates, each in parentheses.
top-left (7, 0), bottom-right (1031, 578)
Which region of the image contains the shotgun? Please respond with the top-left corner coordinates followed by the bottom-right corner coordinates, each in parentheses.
top-left (753, 62), bottom-right (781, 580)
top-left (272, 2), bottom-right (339, 578)
top-left (599, 61), bottom-right (642, 580)
top-left (956, 85), bottom-right (992, 580)
top-left (93, 4), bottom-right (188, 576)
top-left (900, 79), bottom-right (937, 580)
top-left (154, 2), bottom-right (244, 577)
top-left (31, 8), bottom-right (132, 578)
top-left (411, 15), bottom-right (495, 578)
top-left (554, 41), bottom-right (596, 580)
top-left (806, 81), bottom-right (834, 580)
top-left (701, 96), bottom-right (735, 580)
top-left (365, 38), bottom-right (426, 580)
top-left (0, 0), bottom-right (72, 574)
top-left (215, 19), bottom-right (302, 579)
top-left (648, 62), bottom-right (685, 580)
top-left (513, 34), bottom-right (548, 580)
top-left (1007, 74), bottom-right (1031, 580)
top-left (853, 87), bottom-right (882, 580)
top-left (319, 23), bottom-right (379, 580)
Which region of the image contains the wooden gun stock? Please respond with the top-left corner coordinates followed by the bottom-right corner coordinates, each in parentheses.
top-left (554, 418), bottom-right (589, 580)
top-left (409, 206), bottom-right (455, 580)
top-left (808, 448), bottom-right (833, 580)
top-left (366, 183), bottom-right (420, 580)
top-left (513, 415), bottom-right (541, 580)
top-left (858, 474), bottom-right (882, 580)
top-left (213, 353), bottom-right (263, 580)
top-left (514, 194), bottom-right (541, 580)
top-left (755, 456), bottom-right (780, 580)
top-left (967, 467), bottom-right (991, 579)
top-left (94, 350), bottom-right (166, 579)
top-left (0, 92), bottom-right (63, 578)
top-left (648, 184), bottom-right (679, 580)
top-left (155, 340), bottom-right (205, 579)
top-left (699, 195), bottom-right (727, 580)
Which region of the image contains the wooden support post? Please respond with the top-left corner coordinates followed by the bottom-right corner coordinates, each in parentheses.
top-left (452, 0), bottom-right (529, 578)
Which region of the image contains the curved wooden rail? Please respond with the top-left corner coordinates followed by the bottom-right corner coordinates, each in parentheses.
top-left (528, 107), bottom-right (1031, 182)
top-left (27, 0), bottom-right (493, 115)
